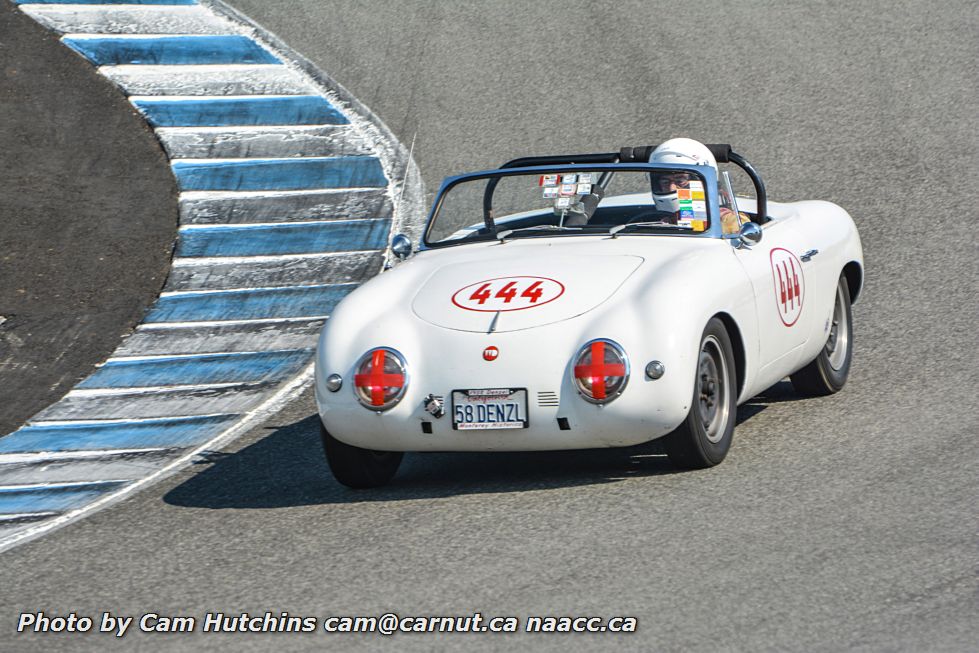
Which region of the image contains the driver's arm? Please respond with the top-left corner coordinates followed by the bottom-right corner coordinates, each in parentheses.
top-left (719, 207), bottom-right (749, 235)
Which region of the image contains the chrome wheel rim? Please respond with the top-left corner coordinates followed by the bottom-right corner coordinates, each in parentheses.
top-left (825, 282), bottom-right (849, 371)
top-left (697, 335), bottom-right (730, 444)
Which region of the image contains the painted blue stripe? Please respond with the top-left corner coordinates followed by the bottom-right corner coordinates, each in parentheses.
top-left (14, 0), bottom-right (195, 4)
top-left (77, 349), bottom-right (312, 389)
top-left (145, 284), bottom-right (356, 322)
top-left (0, 415), bottom-right (237, 454)
top-left (177, 220), bottom-right (390, 257)
top-left (0, 482), bottom-right (126, 514)
top-left (62, 35), bottom-right (278, 66)
top-left (172, 156), bottom-right (387, 191)
top-left (133, 96), bottom-right (348, 128)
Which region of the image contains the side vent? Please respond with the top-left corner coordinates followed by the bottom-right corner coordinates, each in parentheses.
top-left (537, 391), bottom-right (559, 407)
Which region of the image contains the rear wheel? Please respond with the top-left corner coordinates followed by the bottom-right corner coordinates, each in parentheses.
top-left (663, 318), bottom-right (737, 469)
top-left (320, 422), bottom-right (402, 489)
top-left (790, 274), bottom-right (853, 396)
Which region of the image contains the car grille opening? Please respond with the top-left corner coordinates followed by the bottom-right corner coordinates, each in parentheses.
top-left (537, 391), bottom-right (559, 407)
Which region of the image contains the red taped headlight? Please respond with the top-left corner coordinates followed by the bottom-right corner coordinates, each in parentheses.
top-left (572, 339), bottom-right (629, 404)
top-left (353, 347), bottom-right (408, 410)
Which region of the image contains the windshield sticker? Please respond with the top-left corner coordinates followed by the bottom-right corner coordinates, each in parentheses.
top-left (691, 220), bottom-right (707, 231)
top-left (691, 188), bottom-right (705, 201)
top-left (555, 196), bottom-right (572, 209)
top-left (542, 186), bottom-right (558, 199)
top-left (578, 173), bottom-right (593, 184)
top-left (677, 188), bottom-right (692, 200)
top-left (576, 183), bottom-right (592, 195)
top-left (539, 174), bottom-right (559, 187)
top-left (561, 174), bottom-right (577, 184)
top-left (559, 183), bottom-right (577, 196)
top-left (452, 276), bottom-right (565, 312)
top-left (689, 180), bottom-right (704, 191)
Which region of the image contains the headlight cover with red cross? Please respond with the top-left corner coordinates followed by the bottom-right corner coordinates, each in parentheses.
top-left (353, 347), bottom-right (409, 410)
top-left (572, 339), bottom-right (630, 404)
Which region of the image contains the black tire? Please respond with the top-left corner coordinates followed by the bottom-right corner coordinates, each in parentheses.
top-left (320, 422), bottom-right (403, 489)
top-left (790, 274), bottom-right (853, 396)
top-left (663, 318), bottom-right (738, 469)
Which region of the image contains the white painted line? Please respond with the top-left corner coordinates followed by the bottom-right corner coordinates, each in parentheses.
top-left (158, 284), bottom-right (356, 299)
top-left (0, 512), bottom-right (60, 522)
top-left (0, 480), bottom-right (128, 492)
top-left (137, 315), bottom-right (332, 329)
top-left (60, 32), bottom-right (265, 41)
top-left (22, 5), bottom-right (234, 36)
top-left (156, 126), bottom-right (373, 159)
top-left (169, 251), bottom-right (376, 265)
top-left (169, 154), bottom-right (368, 165)
top-left (66, 382), bottom-right (262, 396)
top-left (130, 317), bottom-right (327, 332)
top-left (28, 414), bottom-right (234, 428)
top-left (105, 347), bottom-right (306, 362)
top-left (157, 124), bottom-right (355, 135)
top-left (179, 187), bottom-right (381, 200)
top-left (100, 63), bottom-right (298, 74)
top-left (36, 388), bottom-right (277, 423)
top-left (0, 449), bottom-right (172, 465)
top-left (131, 93), bottom-right (318, 102)
top-left (100, 64), bottom-right (316, 97)
top-left (177, 218), bottom-right (384, 231)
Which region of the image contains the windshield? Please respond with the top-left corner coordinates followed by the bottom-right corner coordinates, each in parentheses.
top-left (425, 167), bottom-right (712, 246)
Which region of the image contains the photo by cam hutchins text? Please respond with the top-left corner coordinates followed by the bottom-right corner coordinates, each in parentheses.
top-left (17, 612), bottom-right (317, 636)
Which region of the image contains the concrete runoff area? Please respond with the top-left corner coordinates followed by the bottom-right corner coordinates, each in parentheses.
top-left (1, 1), bottom-right (977, 651)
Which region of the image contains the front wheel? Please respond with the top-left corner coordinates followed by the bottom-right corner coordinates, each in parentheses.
top-left (790, 274), bottom-right (853, 396)
top-left (320, 422), bottom-right (403, 489)
top-left (663, 318), bottom-right (738, 469)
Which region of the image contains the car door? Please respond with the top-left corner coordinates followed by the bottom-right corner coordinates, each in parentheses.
top-left (732, 217), bottom-right (818, 380)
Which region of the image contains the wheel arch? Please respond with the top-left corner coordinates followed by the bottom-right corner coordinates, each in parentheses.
top-left (713, 311), bottom-right (746, 399)
top-left (842, 261), bottom-right (863, 304)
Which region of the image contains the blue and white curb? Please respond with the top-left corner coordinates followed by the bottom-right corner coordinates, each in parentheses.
top-left (1, 0), bottom-right (424, 551)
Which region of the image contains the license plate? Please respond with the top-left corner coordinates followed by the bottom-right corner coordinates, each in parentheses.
top-left (451, 388), bottom-right (528, 430)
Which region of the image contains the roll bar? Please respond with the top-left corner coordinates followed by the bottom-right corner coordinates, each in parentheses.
top-left (481, 144), bottom-right (768, 231)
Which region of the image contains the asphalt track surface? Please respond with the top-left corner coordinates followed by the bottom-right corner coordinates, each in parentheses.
top-left (2, 1), bottom-right (977, 651)
top-left (0, 2), bottom-right (177, 436)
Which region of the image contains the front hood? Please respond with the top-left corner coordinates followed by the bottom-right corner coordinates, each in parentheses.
top-left (411, 252), bottom-right (644, 332)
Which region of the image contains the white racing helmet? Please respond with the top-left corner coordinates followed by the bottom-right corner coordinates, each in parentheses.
top-left (649, 138), bottom-right (717, 212)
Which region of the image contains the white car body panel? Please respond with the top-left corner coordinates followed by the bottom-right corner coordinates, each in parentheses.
top-left (412, 254), bottom-right (644, 332)
top-left (315, 196), bottom-right (863, 452)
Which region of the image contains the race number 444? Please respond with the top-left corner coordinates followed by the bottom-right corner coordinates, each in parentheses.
top-left (452, 276), bottom-right (564, 312)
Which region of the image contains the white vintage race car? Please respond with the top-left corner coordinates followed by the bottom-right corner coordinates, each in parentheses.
top-left (314, 141), bottom-right (864, 488)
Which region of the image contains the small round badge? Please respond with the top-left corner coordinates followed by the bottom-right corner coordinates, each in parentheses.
top-left (483, 346), bottom-right (499, 361)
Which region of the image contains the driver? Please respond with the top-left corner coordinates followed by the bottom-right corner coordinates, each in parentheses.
top-left (648, 138), bottom-right (747, 235)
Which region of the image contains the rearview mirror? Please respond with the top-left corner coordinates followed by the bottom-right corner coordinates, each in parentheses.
top-left (740, 221), bottom-right (762, 244)
top-left (727, 221), bottom-right (763, 248)
top-left (391, 234), bottom-right (412, 260)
